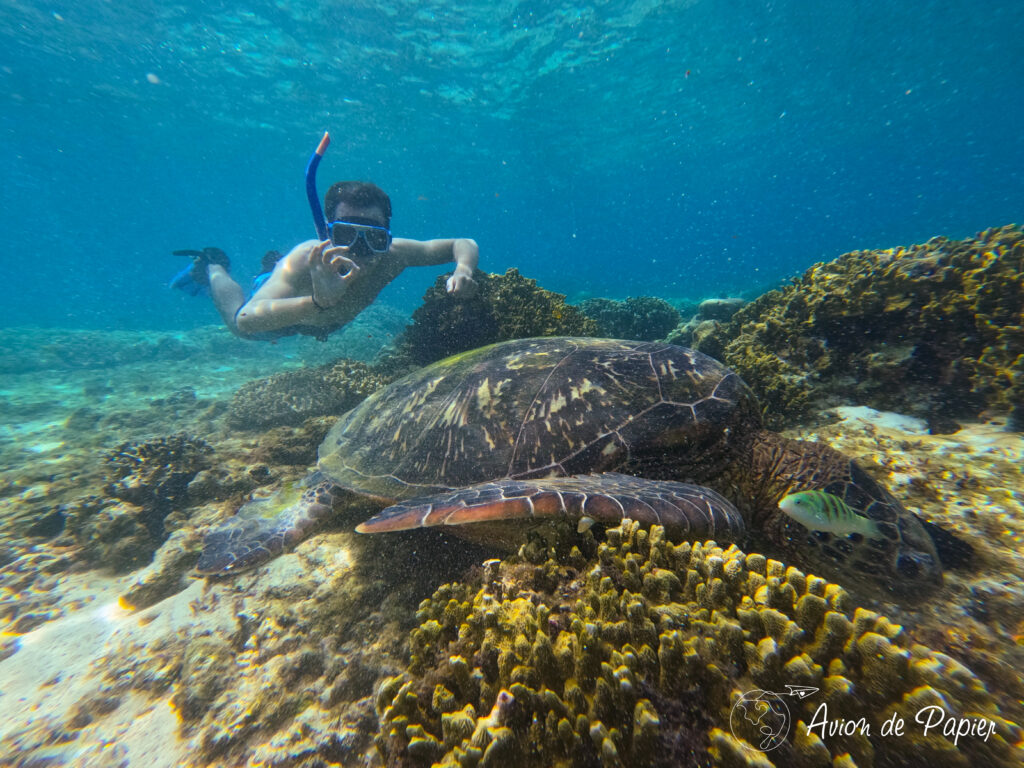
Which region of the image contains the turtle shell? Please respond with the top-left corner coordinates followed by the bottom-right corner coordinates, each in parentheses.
top-left (317, 337), bottom-right (761, 500)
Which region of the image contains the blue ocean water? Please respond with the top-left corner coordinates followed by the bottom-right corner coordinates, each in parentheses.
top-left (1, 0), bottom-right (1022, 331)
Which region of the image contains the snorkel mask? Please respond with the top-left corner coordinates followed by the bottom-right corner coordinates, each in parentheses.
top-left (327, 220), bottom-right (392, 254)
top-left (304, 132), bottom-right (392, 256)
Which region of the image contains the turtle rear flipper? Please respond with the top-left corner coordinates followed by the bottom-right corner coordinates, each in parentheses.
top-left (356, 472), bottom-right (746, 543)
top-left (196, 474), bottom-right (338, 576)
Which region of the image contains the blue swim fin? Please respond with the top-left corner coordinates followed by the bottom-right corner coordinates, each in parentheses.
top-left (169, 262), bottom-right (207, 296)
top-left (169, 248), bottom-right (229, 296)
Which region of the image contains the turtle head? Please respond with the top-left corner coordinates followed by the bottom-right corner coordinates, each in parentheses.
top-left (757, 437), bottom-right (944, 598)
top-left (841, 462), bottom-right (944, 596)
top-left (772, 492), bottom-right (943, 598)
top-left (785, 462), bottom-right (944, 598)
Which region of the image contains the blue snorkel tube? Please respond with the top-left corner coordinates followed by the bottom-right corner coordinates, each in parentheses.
top-left (305, 132), bottom-right (331, 241)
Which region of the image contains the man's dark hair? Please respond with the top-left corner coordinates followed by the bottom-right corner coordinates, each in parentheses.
top-left (324, 181), bottom-right (392, 225)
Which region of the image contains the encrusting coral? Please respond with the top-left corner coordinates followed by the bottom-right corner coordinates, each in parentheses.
top-left (227, 360), bottom-right (393, 429)
top-left (62, 434), bottom-right (213, 570)
top-left (691, 225), bottom-right (1024, 431)
top-left (396, 268), bottom-right (597, 366)
top-left (375, 521), bottom-right (1022, 767)
top-left (577, 297), bottom-right (681, 341)
top-left (103, 433), bottom-right (213, 513)
top-left (667, 298), bottom-right (747, 349)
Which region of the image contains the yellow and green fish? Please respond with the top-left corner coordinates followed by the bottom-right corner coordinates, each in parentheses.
top-left (778, 490), bottom-right (879, 537)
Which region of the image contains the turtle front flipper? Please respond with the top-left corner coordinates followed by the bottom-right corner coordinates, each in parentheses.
top-left (196, 473), bottom-right (340, 576)
top-left (356, 472), bottom-right (746, 544)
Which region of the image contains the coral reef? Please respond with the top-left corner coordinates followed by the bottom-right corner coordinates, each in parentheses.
top-left (667, 297), bottom-right (747, 349)
top-left (788, 407), bottom-right (1024, 706)
top-left (1, 229), bottom-right (1023, 767)
top-left (396, 269), bottom-right (597, 366)
top-left (376, 521), bottom-right (1022, 767)
top-left (249, 418), bottom-right (335, 467)
top-left (62, 434), bottom-right (212, 571)
top-left (0, 318), bottom-right (403, 377)
top-left (3, 401), bottom-right (1023, 767)
top-left (690, 225), bottom-right (1024, 430)
top-left (227, 360), bottom-right (393, 430)
top-left (103, 434), bottom-right (213, 513)
top-left (577, 297), bottom-right (682, 341)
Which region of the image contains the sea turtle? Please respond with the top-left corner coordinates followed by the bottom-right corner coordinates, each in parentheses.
top-left (197, 337), bottom-right (943, 595)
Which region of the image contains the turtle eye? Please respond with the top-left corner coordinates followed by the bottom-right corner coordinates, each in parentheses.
top-left (896, 554), bottom-right (921, 578)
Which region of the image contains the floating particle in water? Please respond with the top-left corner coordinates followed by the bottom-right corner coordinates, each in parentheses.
top-left (146, 73), bottom-right (161, 85)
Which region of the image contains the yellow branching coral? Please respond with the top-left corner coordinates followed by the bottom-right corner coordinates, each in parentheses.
top-left (376, 521), bottom-right (1023, 767)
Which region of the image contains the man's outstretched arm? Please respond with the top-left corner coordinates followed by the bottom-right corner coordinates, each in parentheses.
top-left (395, 237), bottom-right (479, 295)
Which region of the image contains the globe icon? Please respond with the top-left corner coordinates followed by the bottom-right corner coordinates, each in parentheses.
top-left (729, 689), bottom-right (791, 752)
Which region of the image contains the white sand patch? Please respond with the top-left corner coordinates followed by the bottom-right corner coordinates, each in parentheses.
top-left (829, 405), bottom-right (929, 434)
top-left (827, 406), bottom-right (1023, 462)
top-left (96, 697), bottom-right (185, 764)
top-left (0, 536), bottom-right (358, 765)
top-left (27, 440), bottom-right (65, 454)
top-left (0, 599), bottom-right (136, 744)
top-left (0, 578), bottom-right (239, 764)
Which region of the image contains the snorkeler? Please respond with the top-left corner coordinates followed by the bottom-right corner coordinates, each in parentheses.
top-left (172, 134), bottom-right (478, 342)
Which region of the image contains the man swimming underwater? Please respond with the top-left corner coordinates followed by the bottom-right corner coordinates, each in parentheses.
top-left (175, 178), bottom-right (478, 342)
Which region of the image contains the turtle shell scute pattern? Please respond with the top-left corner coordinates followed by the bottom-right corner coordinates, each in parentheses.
top-left (316, 337), bottom-right (762, 500)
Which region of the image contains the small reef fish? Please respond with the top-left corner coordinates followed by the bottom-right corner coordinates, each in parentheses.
top-left (778, 490), bottom-right (879, 537)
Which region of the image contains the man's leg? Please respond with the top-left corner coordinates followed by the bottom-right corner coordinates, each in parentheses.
top-left (208, 265), bottom-right (248, 336)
